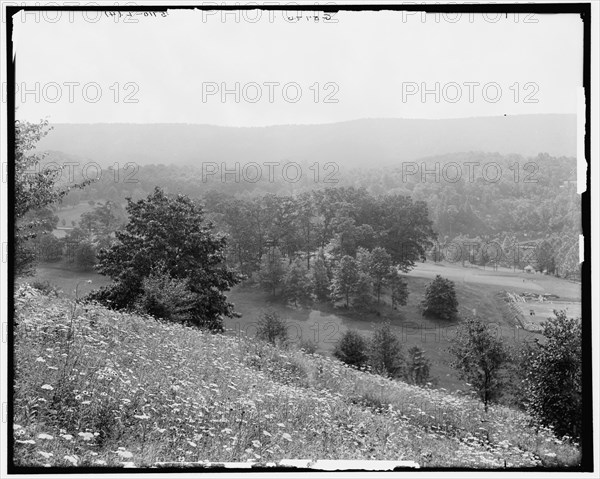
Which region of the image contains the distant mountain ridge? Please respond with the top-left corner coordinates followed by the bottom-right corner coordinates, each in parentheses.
top-left (35, 115), bottom-right (577, 167)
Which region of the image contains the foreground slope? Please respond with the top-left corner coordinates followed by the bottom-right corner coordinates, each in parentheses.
top-left (13, 285), bottom-right (580, 468)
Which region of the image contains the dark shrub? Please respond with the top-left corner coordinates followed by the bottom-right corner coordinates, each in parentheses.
top-left (334, 329), bottom-right (368, 368)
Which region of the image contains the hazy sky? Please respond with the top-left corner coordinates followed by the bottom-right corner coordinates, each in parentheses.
top-left (11, 8), bottom-right (583, 126)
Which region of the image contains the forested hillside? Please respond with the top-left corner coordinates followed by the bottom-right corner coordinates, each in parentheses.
top-left (49, 150), bottom-right (580, 278)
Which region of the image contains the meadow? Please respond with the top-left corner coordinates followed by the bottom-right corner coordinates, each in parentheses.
top-left (23, 261), bottom-right (111, 298)
top-left (225, 261), bottom-right (581, 391)
top-left (13, 283), bottom-right (580, 469)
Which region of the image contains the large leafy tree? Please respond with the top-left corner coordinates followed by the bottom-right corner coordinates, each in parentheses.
top-left (89, 187), bottom-right (241, 331)
top-left (449, 318), bottom-right (509, 412)
top-left (374, 195), bottom-right (436, 270)
top-left (523, 311), bottom-right (582, 440)
top-left (421, 274), bottom-right (458, 320)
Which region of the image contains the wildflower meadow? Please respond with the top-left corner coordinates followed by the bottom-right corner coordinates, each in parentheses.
top-left (13, 284), bottom-right (580, 469)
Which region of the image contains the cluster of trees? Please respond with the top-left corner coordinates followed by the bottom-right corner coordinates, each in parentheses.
top-left (55, 152), bottom-right (577, 241)
top-left (257, 246), bottom-right (460, 323)
top-left (410, 153), bottom-right (578, 237)
top-left (45, 149), bottom-right (579, 279)
top-left (400, 153), bottom-right (580, 279)
top-left (257, 246), bottom-right (411, 311)
top-left (203, 188), bottom-right (436, 278)
top-left (333, 324), bottom-right (432, 386)
top-left (51, 150), bottom-right (579, 279)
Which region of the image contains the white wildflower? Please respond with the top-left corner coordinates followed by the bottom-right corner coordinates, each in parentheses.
top-left (64, 455), bottom-right (78, 466)
top-left (78, 432), bottom-right (94, 441)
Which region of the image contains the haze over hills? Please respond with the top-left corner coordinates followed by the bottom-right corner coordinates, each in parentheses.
top-left (35, 114), bottom-right (577, 167)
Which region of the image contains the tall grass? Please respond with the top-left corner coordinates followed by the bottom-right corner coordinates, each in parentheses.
top-left (13, 284), bottom-right (580, 468)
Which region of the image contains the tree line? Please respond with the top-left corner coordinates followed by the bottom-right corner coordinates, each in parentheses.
top-left (203, 187), bottom-right (436, 277)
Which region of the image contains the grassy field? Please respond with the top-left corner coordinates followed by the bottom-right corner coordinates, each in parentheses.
top-left (25, 261), bottom-right (111, 299)
top-left (224, 261), bottom-right (579, 392)
top-left (224, 282), bottom-right (495, 392)
top-left (13, 284), bottom-right (580, 469)
top-left (407, 262), bottom-right (581, 301)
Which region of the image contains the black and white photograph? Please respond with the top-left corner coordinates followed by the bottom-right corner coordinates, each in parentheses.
top-left (1, 1), bottom-right (598, 475)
